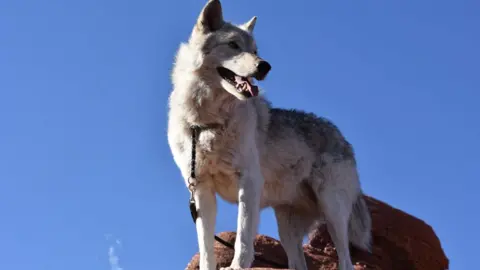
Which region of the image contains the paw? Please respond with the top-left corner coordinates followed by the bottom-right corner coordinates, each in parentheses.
top-left (219, 265), bottom-right (245, 270)
top-left (354, 262), bottom-right (367, 270)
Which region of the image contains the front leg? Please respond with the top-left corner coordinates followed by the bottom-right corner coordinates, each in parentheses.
top-left (193, 182), bottom-right (217, 270)
top-left (229, 166), bottom-right (263, 269)
top-left (221, 104), bottom-right (264, 270)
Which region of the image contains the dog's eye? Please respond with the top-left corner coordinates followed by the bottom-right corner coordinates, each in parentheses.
top-left (253, 50), bottom-right (258, 55)
top-left (228, 41), bottom-right (240, 50)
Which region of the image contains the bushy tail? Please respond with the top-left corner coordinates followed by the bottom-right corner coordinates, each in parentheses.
top-left (348, 194), bottom-right (372, 252)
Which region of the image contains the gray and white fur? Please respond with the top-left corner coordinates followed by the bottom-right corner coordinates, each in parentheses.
top-left (167, 1), bottom-right (372, 269)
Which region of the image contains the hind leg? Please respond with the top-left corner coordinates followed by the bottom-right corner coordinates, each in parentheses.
top-left (318, 189), bottom-right (354, 270)
top-left (314, 157), bottom-right (360, 270)
top-left (274, 206), bottom-right (312, 270)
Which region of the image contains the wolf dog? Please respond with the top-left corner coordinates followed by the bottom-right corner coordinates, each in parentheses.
top-left (167, 1), bottom-right (372, 269)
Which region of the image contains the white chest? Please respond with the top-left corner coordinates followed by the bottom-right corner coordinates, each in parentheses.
top-left (192, 128), bottom-right (242, 203)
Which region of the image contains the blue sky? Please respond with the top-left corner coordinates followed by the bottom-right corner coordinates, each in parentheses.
top-left (0, 0), bottom-right (478, 269)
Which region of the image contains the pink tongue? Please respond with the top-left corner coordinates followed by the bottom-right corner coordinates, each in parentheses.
top-left (234, 76), bottom-right (258, 97)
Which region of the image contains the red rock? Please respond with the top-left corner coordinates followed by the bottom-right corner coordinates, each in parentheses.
top-left (186, 196), bottom-right (449, 270)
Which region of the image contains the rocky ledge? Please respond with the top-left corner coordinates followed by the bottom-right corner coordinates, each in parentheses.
top-left (186, 196), bottom-right (449, 270)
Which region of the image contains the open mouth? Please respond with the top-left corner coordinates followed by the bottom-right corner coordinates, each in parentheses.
top-left (216, 67), bottom-right (259, 98)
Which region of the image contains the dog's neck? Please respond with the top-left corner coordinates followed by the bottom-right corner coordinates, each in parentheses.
top-left (169, 80), bottom-right (240, 129)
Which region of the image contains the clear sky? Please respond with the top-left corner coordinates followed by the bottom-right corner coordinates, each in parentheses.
top-left (1, 0), bottom-right (478, 269)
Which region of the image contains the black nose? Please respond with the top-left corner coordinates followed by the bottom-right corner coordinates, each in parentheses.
top-left (255, 60), bottom-right (271, 80)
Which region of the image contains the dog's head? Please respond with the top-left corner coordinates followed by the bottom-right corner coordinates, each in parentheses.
top-left (188, 0), bottom-right (271, 100)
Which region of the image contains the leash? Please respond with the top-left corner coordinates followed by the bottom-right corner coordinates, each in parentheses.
top-left (187, 126), bottom-right (287, 269)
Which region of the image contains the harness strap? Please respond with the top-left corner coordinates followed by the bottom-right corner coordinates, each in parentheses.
top-left (188, 125), bottom-right (200, 222)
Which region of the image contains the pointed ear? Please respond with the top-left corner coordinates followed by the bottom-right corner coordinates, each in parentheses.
top-left (242, 16), bottom-right (257, 33)
top-left (195, 0), bottom-right (224, 34)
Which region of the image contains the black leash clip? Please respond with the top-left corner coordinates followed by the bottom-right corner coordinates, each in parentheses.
top-left (189, 197), bottom-right (198, 223)
top-left (188, 178), bottom-right (198, 223)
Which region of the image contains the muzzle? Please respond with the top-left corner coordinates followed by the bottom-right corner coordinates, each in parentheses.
top-left (253, 60), bottom-right (271, 80)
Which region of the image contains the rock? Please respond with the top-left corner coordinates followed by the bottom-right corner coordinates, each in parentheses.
top-left (186, 196), bottom-right (449, 270)
top-left (185, 233), bottom-right (290, 270)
